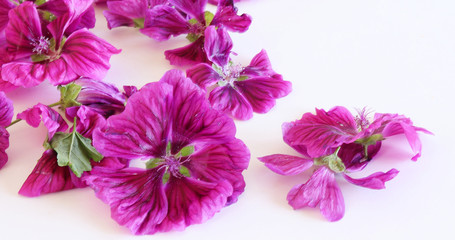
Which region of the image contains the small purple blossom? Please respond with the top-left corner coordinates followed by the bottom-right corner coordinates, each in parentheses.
top-left (87, 70), bottom-right (250, 234)
top-left (143, 0), bottom-right (252, 66)
top-left (0, 91), bottom-right (13, 169)
top-left (1, 1), bottom-right (120, 88)
top-left (187, 26), bottom-right (291, 120)
top-left (259, 106), bottom-right (431, 221)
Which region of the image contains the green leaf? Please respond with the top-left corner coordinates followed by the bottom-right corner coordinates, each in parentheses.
top-left (59, 83), bottom-right (82, 108)
top-left (176, 145), bottom-right (194, 158)
top-left (51, 129), bottom-right (103, 177)
top-left (179, 165), bottom-right (191, 177)
top-left (204, 11), bottom-right (214, 26)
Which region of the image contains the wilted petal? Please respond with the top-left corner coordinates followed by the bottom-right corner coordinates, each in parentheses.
top-left (204, 26), bottom-right (232, 67)
top-left (17, 103), bottom-right (68, 140)
top-left (283, 106), bottom-right (359, 158)
top-left (209, 85), bottom-right (253, 120)
top-left (141, 5), bottom-right (190, 41)
top-left (93, 82), bottom-right (173, 159)
top-left (258, 154), bottom-right (313, 176)
top-left (235, 75), bottom-right (291, 114)
top-left (1, 62), bottom-right (47, 88)
top-left (156, 177), bottom-right (233, 232)
top-left (241, 49), bottom-right (275, 77)
top-left (0, 127), bottom-right (9, 169)
top-left (159, 70), bottom-right (236, 151)
top-left (164, 37), bottom-right (209, 66)
top-left (287, 167), bottom-right (344, 221)
top-left (0, 91), bottom-right (13, 127)
top-left (19, 150), bottom-right (85, 197)
top-left (61, 29), bottom-right (121, 80)
top-left (85, 167), bottom-right (168, 235)
top-left (188, 139), bottom-right (249, 204)
top-left (186, 63), bottom-right (221, 89)
top-left (211, 5), bottom-right (252, 33)
top-left (169, 0), bottom-right (207, 21)
top-left (343, 169), bottom-right (399, 190)
top-left (5, 2), bottom-right (42, 57)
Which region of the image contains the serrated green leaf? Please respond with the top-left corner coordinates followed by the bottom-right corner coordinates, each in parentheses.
top-left (59, 83), bottom-right (82, 108)
top-left (51, 130), bottom-right (103, 177)
top-left (176, 145), bottom-right (194, 158)
top-left (204, 11), bottom-right (214, 26)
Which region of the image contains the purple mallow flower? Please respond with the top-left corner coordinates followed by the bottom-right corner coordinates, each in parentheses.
top-left (143, 0), bottom-right (252, 66)
top-left (87, 69), bottom-right (250, 234)
top-left (259, 106), bottom-right (431, 221)
top-left (0, 91), bottom-right (13, 169)
top-left (103, 0), bottom-right (168, 29)
top-left (1, 1), bottom-right (120, 88)
top-left (18, 105), bottom-right (127, 197)
top-left (187, 26), bottom-right (291, 120)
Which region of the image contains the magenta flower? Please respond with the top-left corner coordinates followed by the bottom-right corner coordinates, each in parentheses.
top-left (259, 106), bottom-right (431, 221)
top-left (87, 70), bottom-right (250, 234)
top-left (103, 0), bottom-right (168, 29)
top-left (1, 1), bottom-right (120, 88)
top-left (0, 91), bottom-right (13, 169)
top-left (187, 26), bottom-right (291, 120)
top-left (143, 0), bottom-right (252, 66)
top-left (18, 105), bottom-right (126, 197)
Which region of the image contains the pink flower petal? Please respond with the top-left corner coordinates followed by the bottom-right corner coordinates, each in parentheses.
top-left (283, 106), bottom-right (359, 158)
top-left (287, 167), bottom-right (345, 221)
top-left (343, 169), bottom-right (399, 189)
top-left (235, 75), bottom-right (292, 114)
top-left (186, 63), bottom-right (222, 89)
top-left (19, 150), bottom-right (85, 197)
top-left (45, 58), bottom-right (79, 86)
top-left (164, 37), bottom-right (209, 66)
top-left (0, 0), bottom-right (15, 31)
top-left (209, 85), bottom-right (253, 120)
top-left (61, 29), bottom-right (121, 80)
top-left (169, 0), bottom-right (207, 22)
top-left (211, 5), bottom-right (252, 33)
top-left (204, 26), bottom-right (232, 67)
top-left (258, 154), bottom-right (313, 176)
top-left (1, 62), bottom-right (47, 88)
top-left (0, 127), bottom-right (9, 169)
top-left (142, 5), bottom-right (190, 41)
top-left (85, 167), bottom-right (168, 235)
top-left (104, 11), bottom-right (136, 29)
top-left (0, 91), bottom-right (13, 127)
top-left (17, 103), bottom-right (68, 140)
top-left (241, 49), bottom-right (275, 77)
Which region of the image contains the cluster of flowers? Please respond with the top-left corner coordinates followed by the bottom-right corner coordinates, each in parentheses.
top-left (0, 0), bottom-right (430, 235)
top-left (0, 0), bottom-right (294, 235)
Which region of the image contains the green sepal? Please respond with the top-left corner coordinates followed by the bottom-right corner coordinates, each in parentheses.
top-left (166, 141), bottom-right (172, 155)
top-left (59, 83), bottom-right (82, 108)
top-left (133, 18), bottom-right (145, 28)
top-left (355, 133), bottom-right (384, 146)
top-left (176, 145), bottom-right (194, 158)
top-left (188, 18), bottom-right (198, 25)
top-left (146, 158), bottom-right (162, 169)
top-left (186, 33), bottom-right (200, 42)
top-left (204, 11), bottom-right (214, 26)
top-left (314, 151), bottom-right (346, 173)
top-left (31, 54), bottom-right (48, 62)
top-left (162, 172), bottom-right (170, 184)
top-left (179, 165), bottom-right (191, 177)
top-left (237, 76), bottom-right (248, 81)
top-left (51, 123), bottom-right (103, 177)
top-left (41, 10), bottom-right (56, 22)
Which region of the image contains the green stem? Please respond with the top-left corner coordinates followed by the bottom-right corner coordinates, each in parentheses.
top-left (48, 101), bottom-right (62, 108)
top-left (6, 119), bottom-right (21, 128)
top-left (363, 145), bottom-right (369, 161)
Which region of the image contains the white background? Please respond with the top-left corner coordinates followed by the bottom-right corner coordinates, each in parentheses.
top-left (1, 0), bottom-right (453, 239)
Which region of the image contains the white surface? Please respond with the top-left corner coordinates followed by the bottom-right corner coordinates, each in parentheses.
top-left (1, 0), bottom-right (453, 239)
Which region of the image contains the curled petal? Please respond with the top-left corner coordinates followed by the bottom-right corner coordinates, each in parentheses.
top-left (283, 106), bottom-right (359, 158)
top-left (241, 49), bottom-right (275, 77)
top-left (0, 91), bottom-right (13, 127)
top-left (164, 37), bottom-right (209, 66)
top-left (72, 106), bottom-right (107, 139)
top-left (142, 5), bottom-right (190, 41)
top-left (169, 0), bottom-right (207, 21)
top-left (0, 127), bottom-right (9, 169)
top-left (104, 11), bottom-right (136, 29)
top-left (85, 167), bottom-right (168, 235)
top-left (258, 154), bottom-right (313, 176)
top-left (188, 139), bottom-right (249, 204)
top-left (186, 63), bottom-right (221, 89)
top-left (338, 142), bottom-right (382, 172)
top-left (17, 103), bottom-right (68, 139)
top-left (212, 5), bottom-right (252, 33)
top-left (235, 75), bottom-right (292, 114)
top-left (19, 150), bottom-right (85, 197)
top-left (204, 26), bottom-right (232, 67)
top-left (287, 167), bottom-right (344, 221)
top-left (156, 177), bottom-right (233, 232)
top-left (343, 169), bottom-right (399, 190)
top-left (209, 85), bottom-right (253, 120)
top-left (61, 29), bottom-right (121, 80)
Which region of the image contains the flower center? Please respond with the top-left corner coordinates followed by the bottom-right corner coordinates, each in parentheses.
top-left (164, 155), bottom-right (182, 176)
top-left (216, 63), bottom-right (245, 87)
top-left (31, 36), bottom-right (50, 55)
